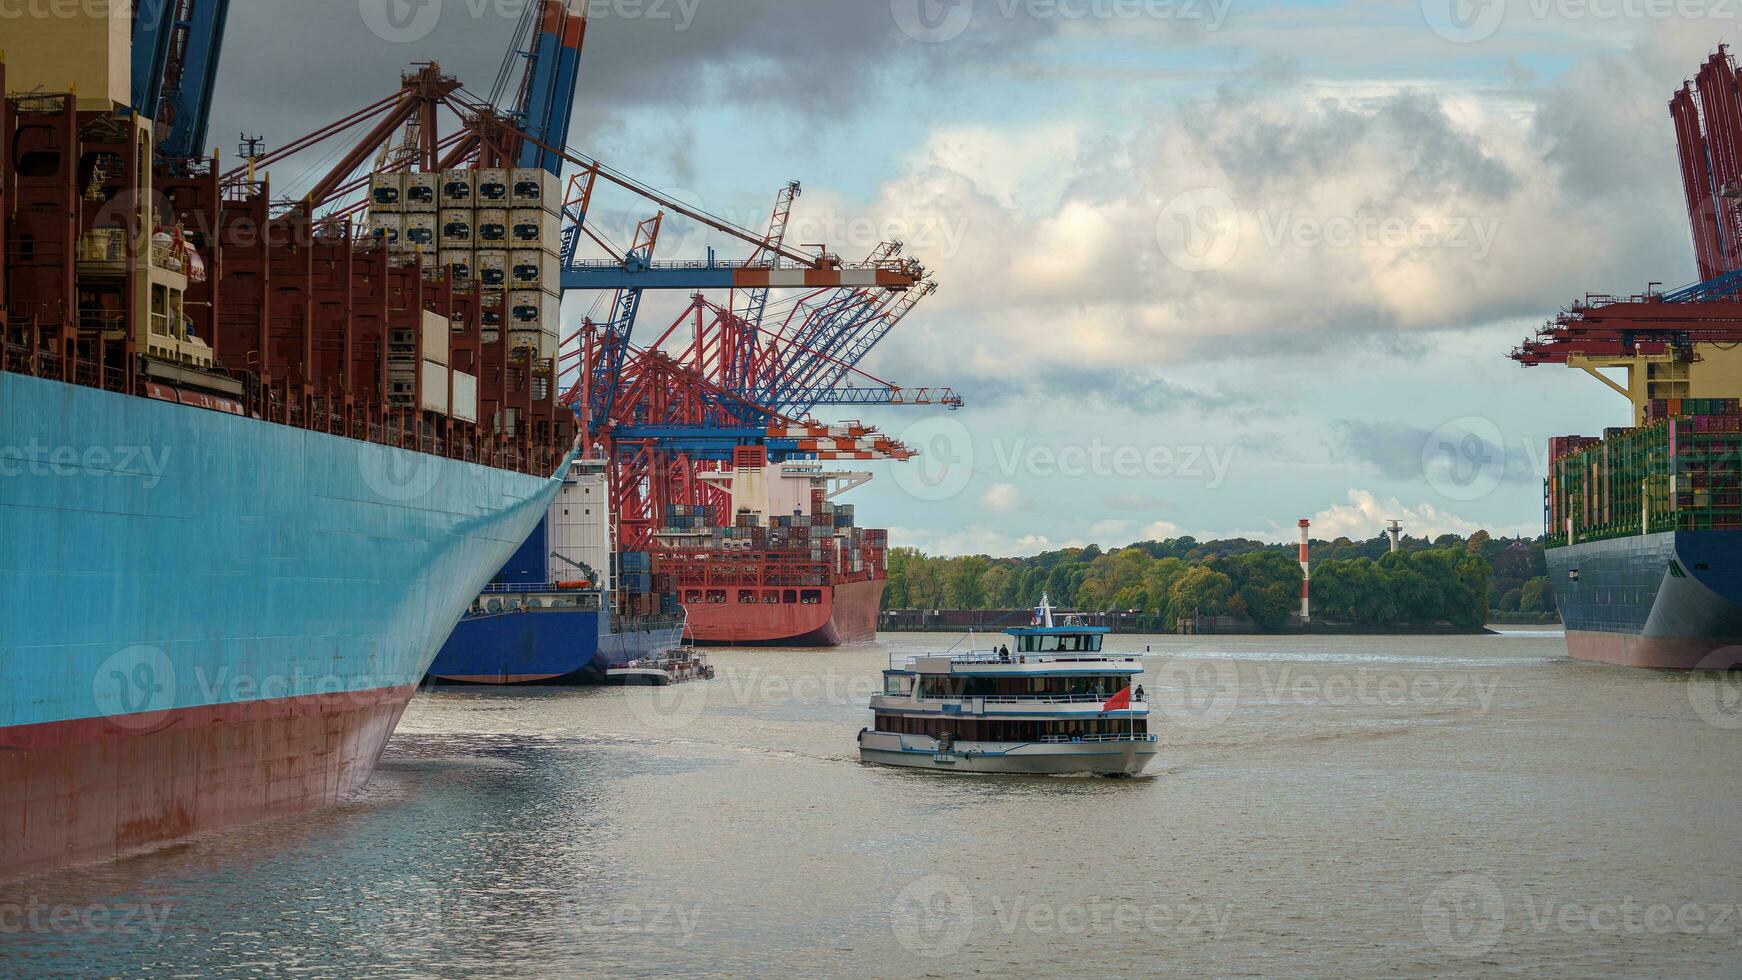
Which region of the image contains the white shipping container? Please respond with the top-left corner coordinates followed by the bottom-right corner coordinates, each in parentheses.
top-left (438, 209), bottom-right (474, 248)
top-left (369, 172), bottom-right (403, 210)
top-left (403, 213), bottom-right (438, 251)
top-left (404, 171), bottom-right (438, 212)
top-left (451, 370), bottom-right (479, 424)
top-left (509, 209), bottom-right (545, 246)
top-left (440, 249), bottom-right (476, 285)
top-left (422, 309), bottom-right (451, 366)
top-left (366, 212), bottom-right (402, 249)
top-left (508, 248), bottom-right (547, 289)
top-left (507, 290), bottom-right (544, 328)
top-left (475, 168), bottom-right (510, 205)
top-left (440, 169), bottom-right (475, 208)
top-left (420, 358), bottom-right (449, 415)
top-left (509, 168), bottom-right (562, 211)
top-left (475, 209), bottom-right (510, 247)
top-left (477, 251), bottom-right (509, 288)
top-left (508, 322), bottom-right (559, 360)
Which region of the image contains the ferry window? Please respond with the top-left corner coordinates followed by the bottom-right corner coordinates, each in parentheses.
top-left (763, 592), bottom-right (779, 604)
top-left (783, 590), bottom-right (798, 604)
top-left (737, 590), bottom-right (757, 604)
top-left (801, 590), bottom-right (822, 605)
top-left (684, 590), bottom-right (702, 603)
top-left (706, 589), bottom-right (727, 604)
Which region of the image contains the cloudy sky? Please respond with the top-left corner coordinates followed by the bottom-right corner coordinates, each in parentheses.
top-left (212, 1), bottom-right (1729, 555)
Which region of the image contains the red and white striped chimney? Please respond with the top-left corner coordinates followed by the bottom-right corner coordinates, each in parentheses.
top-left (1298, 519), bottom-right (1311, 623)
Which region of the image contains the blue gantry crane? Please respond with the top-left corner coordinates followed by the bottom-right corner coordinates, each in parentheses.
top-left (130, 0), bottom-right (231, 162)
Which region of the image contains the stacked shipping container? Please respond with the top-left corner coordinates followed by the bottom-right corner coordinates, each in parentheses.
top-left (1547, 398), bottom-right (1742, 545)
top-left (371, 167), bottom-right (564, 359)
top-left (650, 495), bottom-right (888, 591)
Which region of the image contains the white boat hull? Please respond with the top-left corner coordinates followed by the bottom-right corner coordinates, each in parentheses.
top-left (857, 731), bottom-right (1156, 776)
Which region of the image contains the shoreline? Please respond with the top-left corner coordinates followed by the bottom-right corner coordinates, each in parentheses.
top-left (877, 615), bottom-right (1502, 637)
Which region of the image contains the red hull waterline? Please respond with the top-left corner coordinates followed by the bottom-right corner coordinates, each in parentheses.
top-left (685, 579), bottom-right (885, 646)
top-left (1565, 630), bottom-right (1742, 670)
top-left (0, 685), bottom-right (415, 883)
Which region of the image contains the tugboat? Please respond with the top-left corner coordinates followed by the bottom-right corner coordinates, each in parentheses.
top-left (857, 597), bottom-right (1156, 776)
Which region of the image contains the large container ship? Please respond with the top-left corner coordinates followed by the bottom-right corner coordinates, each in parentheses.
top-left (1542, 400), bottom-right (1742, 669)
top-left (0, 13), bottom-right (581, 878)
top-left (1517, 47), bottom-right (1742, 671)
top-left (426, 459), bottom-right (684, 684)
top-left (652, 448), bottom-right (887, 646)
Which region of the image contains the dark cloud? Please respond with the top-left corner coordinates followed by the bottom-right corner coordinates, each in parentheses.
top-left (945, 366), bottom-right (1257, 420)
top-left (207, 0), bottom-right (1060, 166)
top-left (1332, 419), bottom-right (1536, 487)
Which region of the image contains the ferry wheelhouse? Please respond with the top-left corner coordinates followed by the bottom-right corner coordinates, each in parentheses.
top-left (857, 600), bottom-right (1156, 776)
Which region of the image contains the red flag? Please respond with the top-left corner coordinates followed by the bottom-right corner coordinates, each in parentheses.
top-left (1100, 686), bottom-right (1131, 713)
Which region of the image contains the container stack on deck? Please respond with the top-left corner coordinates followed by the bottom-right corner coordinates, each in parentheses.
top-left (651, 494), bottom-right (887, 593)
top-left (369, 167), bottom-right (563, 360)
top-left (1547, 398), bottom-right (1742, 546)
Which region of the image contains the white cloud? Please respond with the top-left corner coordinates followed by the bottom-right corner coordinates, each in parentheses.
top-left (862, 29), bottom-right (1702, 386)
top-left (888, 526), bottom-right (1060, 557)
top-left (1303, 490), bottom-right (1536, 542)
top-left (979, 483), bottom-right (1031, 512)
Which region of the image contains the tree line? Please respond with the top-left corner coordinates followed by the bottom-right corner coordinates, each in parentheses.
top-left (883, 531), bottom-right (1557, 630)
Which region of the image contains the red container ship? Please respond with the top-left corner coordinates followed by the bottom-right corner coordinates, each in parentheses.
top-left (651, 450), bottom-right (886, 646)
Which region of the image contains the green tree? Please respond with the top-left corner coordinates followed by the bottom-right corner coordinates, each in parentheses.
top-left (1168, 566), bottom-right (1233, 620)
top-left (979, 565), bottom-right (1016, 608)
top-left (943, 556), bottom-right (990, 609)
top-left (1224, 551), bottom-right (1303, 630)
top-left (1519, 576), bottom-right (1555, 614)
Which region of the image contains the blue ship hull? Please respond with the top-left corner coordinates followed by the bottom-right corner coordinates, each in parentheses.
top-left (1547, 530), bottom-right (1742, 668)
top-left (0, 371), bottom-right (569, 879)
top-left (427, 604), bottom-right (683, 684)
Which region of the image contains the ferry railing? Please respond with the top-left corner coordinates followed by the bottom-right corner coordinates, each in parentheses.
top-left (902, 693), bottom-right (1149, 705)
top-left (890, 651), bottom-right (1143, 670)
top-left (1038, 733), bottom-right (1158, 744)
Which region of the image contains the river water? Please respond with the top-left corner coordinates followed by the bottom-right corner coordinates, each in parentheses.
top-left (6, 629), bottom-right (1742, 977)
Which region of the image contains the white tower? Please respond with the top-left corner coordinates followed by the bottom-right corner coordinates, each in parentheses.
top-left (1384, 520), bottom-right (1403, 554)
top-left (1298, 519), bottom-right (1311, 623)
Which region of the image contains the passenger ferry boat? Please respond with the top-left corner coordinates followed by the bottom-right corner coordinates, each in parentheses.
top-left (857, 598), bottom-right (1157, 776)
